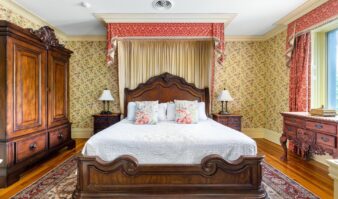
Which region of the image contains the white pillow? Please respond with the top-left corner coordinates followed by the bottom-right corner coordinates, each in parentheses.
top-left (158, 103), bottom-right (167, 121)
top-left (166, 103), bottom-right (176, 121)
top-left (128, 102), bottom-right (167, 121)
top-left (198, 102), bottom-right (208, 121)
top-left (167, 102), bottom-right (208, 121)
top-left (127, 102), bottom-right (136, 121)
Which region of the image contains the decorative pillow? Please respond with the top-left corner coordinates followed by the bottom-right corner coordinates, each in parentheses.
top-left (166, 102), bottom-right (176, 120)
top-left (174, 100), bottom-right (199, 124)
top-left (158, 103), bottom-right (167, 121)
top-left (135, 101), bottom-right (159, 125)
top-left (198, 102), bottom-right (208, 121)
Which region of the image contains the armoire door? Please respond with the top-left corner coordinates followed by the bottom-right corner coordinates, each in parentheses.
top-left (6, 38), bottom-right (47, 138)
top-left (47, 50), bottom-right (69, 128)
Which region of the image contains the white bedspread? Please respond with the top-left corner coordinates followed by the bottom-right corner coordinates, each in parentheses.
top-left (82, 119), bottom-right (257, 164)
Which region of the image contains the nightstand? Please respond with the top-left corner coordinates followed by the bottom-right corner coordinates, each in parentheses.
top-left (212, 113), bottom-right (242, 131)
top-left (93, 113), bottom-right (121, 134)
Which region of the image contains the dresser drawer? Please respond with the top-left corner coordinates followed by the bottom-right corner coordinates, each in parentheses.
top-left (49, 126), bottom-right (69, 148)
top-left (284, 117), bottom-right (305, 128)
top-left (316, 133), bottom-right (336, 147)
top-left (284, 125), bottom-right (297, 138)
top-left (217, 118), bottom-right (228, 124)
top-left (15, 133), bottom-right (47, 163)
top-left (306, 121), bottom-right (336, 135)
top-left (227, 124), bottom-right (241, 131)
top-left (227, 117), bottom-right (240, 124)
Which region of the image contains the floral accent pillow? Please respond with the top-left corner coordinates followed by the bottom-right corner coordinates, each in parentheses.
top-left (135, 101), bottom-right (159, 125)
top-left (174, 100), bottom-right (199, 124)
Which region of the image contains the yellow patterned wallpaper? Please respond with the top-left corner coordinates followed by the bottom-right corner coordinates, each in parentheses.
top-left (63, 41), bottom-right (120, 128)
top-left (264, 31), bottom-right (289, 134)
top-left (213, 41), bottom-right (268, 128)
top-left (0, 1), bottom-right (289, 134)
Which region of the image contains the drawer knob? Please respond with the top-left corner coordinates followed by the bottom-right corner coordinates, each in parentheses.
top-left (321, 136), bottom-right (329, 142)
top-left (58, 132), bottom-right (64, 140)
top-left (29, 143), bottom-right (37, 150)
top-left (287, 127), bottom-right (292, 131)
top-left (315, 124), bottom-right (323, 129)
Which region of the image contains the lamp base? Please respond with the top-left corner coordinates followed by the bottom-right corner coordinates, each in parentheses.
top-left (219, 111), bottom-right (230, 115)
top-left (100, 111), bottom-right (112, 115)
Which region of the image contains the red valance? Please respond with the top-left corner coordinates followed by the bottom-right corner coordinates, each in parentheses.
top-left (286, 0), bottom-right (338, 66)
top-left (107, 23), bottom-right (224, 65)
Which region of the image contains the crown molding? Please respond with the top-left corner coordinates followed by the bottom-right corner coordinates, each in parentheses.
top-left (275, 0), bottom-right (329, 26)
top-left (65, 35), bottom-right (106, 41)
top-left (4, 0), bottom-right (328, 42)
top-left (95, 13), bottom-right (237, 24)
top-left (3, 0), bottom-right (68, 41)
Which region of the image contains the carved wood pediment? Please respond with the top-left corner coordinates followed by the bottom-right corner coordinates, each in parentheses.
top-left (27, 26), bottom-right (64, 49)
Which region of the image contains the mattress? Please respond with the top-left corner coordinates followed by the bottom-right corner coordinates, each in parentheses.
top-left (82, 118), bottom-right (257, 164)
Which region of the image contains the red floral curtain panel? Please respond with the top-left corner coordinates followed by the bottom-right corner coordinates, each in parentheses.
top-left (289, 33), bottom-right (311, 112)
top-left (286, 0), bottom-right (338, 112)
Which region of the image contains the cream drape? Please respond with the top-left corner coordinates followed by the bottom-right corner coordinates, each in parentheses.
top-left (118, 40), bottom-right (213, 114)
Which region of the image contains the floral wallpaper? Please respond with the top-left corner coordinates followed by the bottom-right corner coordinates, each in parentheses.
top-left (64, 41), bottom-right (120, 128)
top-left (213, 41), bottom-right (268, 128)
top-left (264, 31), bottom-right (289, 133)
top-left (0, 1), bottom-right (289, 134)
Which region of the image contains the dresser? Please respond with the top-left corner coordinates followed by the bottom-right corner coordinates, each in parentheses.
top-left (93, 114), bottom-right (121, 134)
top-left (0, 21), bottom-right (75, 187)
top-left (281, 112), bottom-right (338, 161)
top-left (212, 114), bottom-right (242, 131)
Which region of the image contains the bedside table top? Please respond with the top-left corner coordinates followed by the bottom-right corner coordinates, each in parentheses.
top-left (93, 113), bottom-right (121, 117)
top-left (212, 113), bottom-right (242, 117)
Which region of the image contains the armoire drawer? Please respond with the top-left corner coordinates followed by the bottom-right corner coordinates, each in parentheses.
top-left (15, 133), bottom-right (47, 163)
top-left (49, 126), bottom-right (69, 148)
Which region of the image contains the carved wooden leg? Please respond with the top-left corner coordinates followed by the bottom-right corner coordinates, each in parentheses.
top-left (280, 133), bottom-right (288, 161)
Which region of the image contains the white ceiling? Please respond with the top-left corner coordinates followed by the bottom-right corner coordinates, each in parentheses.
top-left (14, 0), bottom-right (308, 36)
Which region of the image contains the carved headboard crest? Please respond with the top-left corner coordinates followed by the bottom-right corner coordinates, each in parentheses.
top-left (124, 73), bottom-right (210, 116)
top-left (27, 26), bottom-right (64, 49)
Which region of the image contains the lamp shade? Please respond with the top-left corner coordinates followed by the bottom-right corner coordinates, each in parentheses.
top-left (217, 89), bottom-right (233, 102)
top-left (98, 89), bottom-right (114, 101)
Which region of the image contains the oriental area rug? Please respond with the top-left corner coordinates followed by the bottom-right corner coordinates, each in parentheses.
top-left (11, 155), bottom-right (318, 199)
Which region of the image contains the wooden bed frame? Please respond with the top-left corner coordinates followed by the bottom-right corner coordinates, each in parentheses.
top-left (73, 73), bottom-right (267, 198)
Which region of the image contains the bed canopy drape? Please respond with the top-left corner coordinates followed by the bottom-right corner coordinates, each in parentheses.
top-left (106, 23), bottom-right (225, 114)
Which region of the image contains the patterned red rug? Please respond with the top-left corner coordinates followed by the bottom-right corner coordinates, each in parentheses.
top-left (11, 155), bottom-right (318, 199)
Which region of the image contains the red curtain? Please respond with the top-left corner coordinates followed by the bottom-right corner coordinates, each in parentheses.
top-left (289, 33), bottom-right (311, 112)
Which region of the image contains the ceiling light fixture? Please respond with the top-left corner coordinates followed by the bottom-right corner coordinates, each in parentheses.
top-left (152, 0), bottom-right (173, 10)
top-left (81, 2), bottom-right (91, 8)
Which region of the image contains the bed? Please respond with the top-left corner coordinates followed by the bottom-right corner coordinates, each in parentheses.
top-left (73, 73), bottom-right (266, 198)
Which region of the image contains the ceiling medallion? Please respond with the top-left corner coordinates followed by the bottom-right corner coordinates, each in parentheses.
top-left (152, 0), bottom-right (173, 10)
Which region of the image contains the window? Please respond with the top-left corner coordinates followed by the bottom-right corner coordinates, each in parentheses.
top-left (327, 28), bottom-right (338, 109)
top-left (311, 20), bottom-right (338, 110)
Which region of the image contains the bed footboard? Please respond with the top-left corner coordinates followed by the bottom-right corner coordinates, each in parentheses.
top-left (73, 154), bottom-right (267, 198)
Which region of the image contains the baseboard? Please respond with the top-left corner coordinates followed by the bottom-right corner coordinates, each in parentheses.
top-left (242, 128), bottom-right (265, 138)
top-left (71, 128), bottom-right (93, 138)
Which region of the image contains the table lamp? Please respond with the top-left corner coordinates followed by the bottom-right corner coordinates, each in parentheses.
top-left (217, 88), bottom-right (233, 115)
top-left (99, 89), bottom-right (114, 114)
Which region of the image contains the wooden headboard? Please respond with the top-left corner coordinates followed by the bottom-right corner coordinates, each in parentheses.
top-left (124, 73), bottom-right (210, 117)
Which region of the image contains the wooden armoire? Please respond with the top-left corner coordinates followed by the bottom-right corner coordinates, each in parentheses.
top-left (0, 21), bottom-right (75, 187)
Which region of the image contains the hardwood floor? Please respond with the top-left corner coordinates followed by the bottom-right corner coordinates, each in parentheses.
top-left (256, 138), bottom-right (333, 199)
top-left (0, 139), bottom-right (87, 199)
top-left (0, 138), bottom-right (333, 198)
